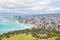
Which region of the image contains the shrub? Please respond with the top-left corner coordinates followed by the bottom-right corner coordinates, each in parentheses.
top-left (6, 35), bottom-right (10, 38)
top-left (55, 37), bottom-right (60, 40)
top-left (56, 34), bottom-right (60, 37)
top-left (33, 38), bottom-right (38, 40)
top-left (0, 38), bottom-right (1, 40)
top-left (39, 36), bottom-right (49, 39)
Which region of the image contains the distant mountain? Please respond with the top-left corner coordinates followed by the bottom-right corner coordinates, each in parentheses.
top-left (0, 13), bottom-right (25, 16)
top-left (27, 13), bottom-right (60, 17)
top-left (0, 13), bottom-right (60, 17)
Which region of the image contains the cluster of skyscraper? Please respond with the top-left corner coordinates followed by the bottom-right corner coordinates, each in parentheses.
top-left (2, 15), bottom-right (60, 31)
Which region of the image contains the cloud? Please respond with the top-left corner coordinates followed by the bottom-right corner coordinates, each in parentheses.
top-left (47, 7), bottom-right (60, 12)
top-left (0, 0), bottom-right (60, 14)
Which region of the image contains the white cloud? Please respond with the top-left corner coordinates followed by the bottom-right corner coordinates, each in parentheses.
top-left (0, 0), bottom-right (59, 14)
top-left (46, 7), bottom-right (60, 12)
top-left (25, 0), bottom-right (53, 11)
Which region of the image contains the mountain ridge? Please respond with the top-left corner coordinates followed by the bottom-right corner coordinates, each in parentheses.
top-left (0, 13), bottom-right (60, 16)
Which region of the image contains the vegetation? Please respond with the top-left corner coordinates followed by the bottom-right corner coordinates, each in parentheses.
top-left (55, 37), bottom-right (60, 40)
top-left (2, 34), bottom-right (38, 40)
top-left (0, 27), bottom-right (60, 40)
top-left (0, 38), bottom-right (1, 40)
top-left (6, 35), bottom-right (10, 38)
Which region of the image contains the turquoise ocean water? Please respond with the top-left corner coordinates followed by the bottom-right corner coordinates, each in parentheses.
top-left (0, 18), bottom-right (33, 34)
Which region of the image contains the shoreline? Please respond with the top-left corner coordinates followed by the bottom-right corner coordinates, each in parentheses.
top-left (0, 21), bottom-right (35, 35)
top-left (0, 17), bottom-right (35, 35)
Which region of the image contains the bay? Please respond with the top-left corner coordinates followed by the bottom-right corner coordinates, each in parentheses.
top-left (0, 18), bottom-right (33, 34)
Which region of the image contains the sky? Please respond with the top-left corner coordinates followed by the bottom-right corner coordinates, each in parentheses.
top-left (0, 0), bottom-right (60, 15)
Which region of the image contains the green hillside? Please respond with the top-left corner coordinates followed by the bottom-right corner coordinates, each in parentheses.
top-left (1, 34), bottom-right (57, 40)
top-left (0, 28), bottom-right (60, 40)
top-left (2, 34), bottom-right (38, 40)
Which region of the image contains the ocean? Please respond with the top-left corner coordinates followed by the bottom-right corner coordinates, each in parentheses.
top-left (0, 18), bottom-right (33, 34)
